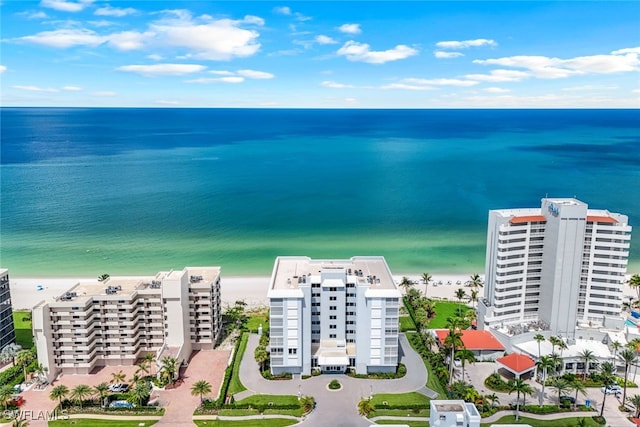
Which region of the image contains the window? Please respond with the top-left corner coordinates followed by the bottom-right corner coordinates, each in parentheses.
top-left (312, 339), bottom-right (319, 343)
top-left (346, 320), bottom-right (355, 325)
top-left (312, 283), bottom-right (320, 288)
top-left (346, 283), bottom-right (355, 288)
top-left (312, 293), bottom-right (320, 297)
top-left (329, 287), bottom-right (337, 291)
top-left (329, 296), bottom-right (337, 301)
top-left (346, 302), bottom-right (355, 307)
top-left (346, 329), bottom-right (354, 334)
top-left (330, 306), bottom-right (336, 311)
top-left (346, 311), bottom-right (355, 316)
top-left (329, 334), bottom-right (336, 338)
top-left (312, 302), bottom-right (320, 306)
top-left (288, 348), bottom-right (297, 355)
top-left (329, 324), bottom-right (336, 329)
top-left (312, 311), bottom-right (320, 316)
top-left (329, 315), bottom-right (337, 320)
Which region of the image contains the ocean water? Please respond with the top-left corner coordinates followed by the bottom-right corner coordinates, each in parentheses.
top-left (1, 108), bottom-right (638, 277)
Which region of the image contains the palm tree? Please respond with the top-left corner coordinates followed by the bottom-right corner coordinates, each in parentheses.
top-left (611, 340), bottom-right (622, 366)
top-left (485, 392), bottom-right (499, 408)
top-left (144, 353), bottom-right (156, 376)
top-left (469, 289), bottom-right (479, 310)
top-left (534, 334), bottom-right (546, 360)
top-left (49, 384), bottom-right (69, 409)
top-left (421, 298), bottom-right (436, 319)
top-left (463, 309), bottom-right (477, 324)
top-left (191, 380), bottom-right (212, 404)
top-left (549, 377), bottom-right (571, 407)
top-left (621, 348), bottom-right (637, 405)
top-left (507, 378), bottom-right (533, 421)
top-left (399, 276), bottom-right (414, 293)
top-left (455, 348), bottom-right (475, 382)
top-left (11, 416), bottom-right (29, 427)
top-left (537, 355), bottom-right (556, 406)
top-left (300, 395), bottom-right (315, 413)
top-left (599, 361), bottom-right (616, 417)
top-left (15, 350), bottom-right (34, 382)
top-left (357, 397), bottom-right (374, 416)
top-left (548, 336), bottom-right (561, 356)
top-left (136, 360), bottom-right (150, 378)
top-left (160, 356), bottom-right (179, 384)
top-left (455, 288), bottom-right (466, 316)
top-left (468, 273), bottom-right (483, 289)
top-left (422, 272), bottom-right (432, 296)
top-left (628, 274), bottom-right (640, 299)
top-left (98, 273), bottom-right (110, 282)
top-left (569, 377), bottom-right (587, 411)
top-left (70, 384), bottom-right (93, 409)
top-left (579, 349), bottom-right (596, 380)
top-left (94, 382), bottom-right (110, 407)
top-left (0, 385), bottom-right (13, 410)
top-left (549, 353), bottom-right (563, 378)
top-left (630, 394), bottom-right (640, 417)
top-left (444, 329), bottom-right (464, 385)
top-left (254, 346), bottom-right (269, 372)
top-left (111, 370), bottom-right (126, 384)
top-left (0, 343), bottom-right (22, 366)
top-left (128, 381), bottom-right (151, 406)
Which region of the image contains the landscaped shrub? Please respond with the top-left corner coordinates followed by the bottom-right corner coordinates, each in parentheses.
top-left (328, 379), bottom-right (341, 390)
top-left (261, 371), bottom-right (292, 380)
top-left (0, 364), bottom-right (24, 388)
top-left (484, 372), bottom-right (511, 392)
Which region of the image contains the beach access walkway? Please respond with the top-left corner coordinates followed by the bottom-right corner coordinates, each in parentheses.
top-left (236, 333), bottom-right (436, 426)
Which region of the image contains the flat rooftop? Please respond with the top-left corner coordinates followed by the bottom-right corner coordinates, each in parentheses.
top-left (270, 256), bottom-right (397, 291)
top-left (433, 402), bottom-right (465, 412)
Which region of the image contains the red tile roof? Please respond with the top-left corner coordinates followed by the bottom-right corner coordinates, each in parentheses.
top-left (509, 215), bottom-right (547, 224)
top-left (587, 215), bottom-right (618, 224)
top-left (497, 353), bottom-right (536, 373)
top-left (435, 329), bottom-right (505, 351)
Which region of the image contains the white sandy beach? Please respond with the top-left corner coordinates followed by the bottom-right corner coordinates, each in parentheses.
top-left (8, 273), bottom-right (486, 311)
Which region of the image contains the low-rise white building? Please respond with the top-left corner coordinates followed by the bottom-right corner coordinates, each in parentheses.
top-left (268, 256), bottom-right (401, 376)
top-left (429, 400), bottom-right (481, 427)
top-left (33, 267), bottom-right (222, 381)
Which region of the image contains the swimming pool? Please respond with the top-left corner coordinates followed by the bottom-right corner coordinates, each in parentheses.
top-left (625, 319), bottom-right (637, 327)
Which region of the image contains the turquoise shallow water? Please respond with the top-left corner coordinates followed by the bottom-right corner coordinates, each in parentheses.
top-left (1, 109), bottom-right (638, 276)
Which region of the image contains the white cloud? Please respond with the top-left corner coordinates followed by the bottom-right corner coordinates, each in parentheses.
top-left (62, 85), bottom-right (82, 91)
top-left (91, 91), bottom-right (116, 97)
top-left (88, 20), bottom-right (115, 27)
top-left (380, 83), bottom-right (433, 91)
top-left (465, 69), bottom-right (531, 82)
top-left (12, 85), bottom-right (59, 92)
top-left (150, 11), bottom-right (262, 60)
top-left (0, 65), bottom-right (6, 74)
top-left (436, 38), bottom-right (497, 50)
top-left (321, 81), bottom-right (354, 89)
top-left (474, 50), bottom-right (640, 79)
top-left (155, 99), bottom-right (181, 105)
top-left (117, 63), bottom-right (206, 76)
top-left (339, 23), bottom-right (361, 35)
top-left (146, 54), bottom-right (163, 61)
top-left (337, 41), bottom-right (417, 64)
top-left (483, 87), bottom-right (510, 93)
top-left (632, 89), bottom-right (640, 94)
top-left (562, 85), bottom-right (618, 91)
top-left (401, 78), bottom-right (478, 87)
top-left (242, 15), bottom-right (265, 26)
top-left (273, 6), bottom-right (291, 15)
top-left (40, 0), bottom-right (93, 12)
top-left (434, 51), bottom-right (463, 59)
top-left (316, 35), bottom-right (337, 45)
top-left (19, 28), bottom-right (104, 48)
top-left (237, 69), bottom-right (274, 79)
top-left (186, 77), bottom-right (244, 84)
top-left (345, 97), bottom-right (357, 103)
top-left (612, 47), bottom-right (640, 55)
top-left (107, 31), bottom-right (153, 51)
top-left (94, 5), bottom-right (137, 17)
top-left (294, 12), bottom-right (311, 22)
top-left (17, 11), bottom-right (48, 19)
top-left (209, 70), bottom-right (235, 76)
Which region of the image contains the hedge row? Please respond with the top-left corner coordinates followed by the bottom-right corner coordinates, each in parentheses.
top-left (215, 332), bottom-right (244, 407)
top-left (373, 404), bottom-right (430, 410)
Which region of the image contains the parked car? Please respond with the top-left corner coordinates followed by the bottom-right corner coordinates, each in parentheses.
top-left (10, 395), bottom-right (25, 407)
top-left (108, 383), bottom-right (129, 393)
top-left (560, 395), bottom-right (576, 404)
top-left (601, 385), bottom-right (622, 395)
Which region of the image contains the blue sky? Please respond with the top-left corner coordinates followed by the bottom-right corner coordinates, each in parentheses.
top-left (1, 1), bottom-right (639, 108)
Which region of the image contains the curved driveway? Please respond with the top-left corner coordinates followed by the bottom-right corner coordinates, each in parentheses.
top-left (237, 333), bottom-right (435, 426)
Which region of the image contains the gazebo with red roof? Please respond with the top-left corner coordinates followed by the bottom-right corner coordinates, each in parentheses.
top-left (434, 329), bottom-right (505, 361)
top-left (496, 353), bottom-right (537, 379)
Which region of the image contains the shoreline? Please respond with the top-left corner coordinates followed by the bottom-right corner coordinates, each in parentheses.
top-left (8, 273), bottom-right (479, 311)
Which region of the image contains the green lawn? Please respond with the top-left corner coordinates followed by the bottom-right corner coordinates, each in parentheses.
top-left (246, 315), bottom-right (269, 334)
top-left (228, 333), bottom-right (248, 395)
top-left (13, 310), bottom-right (34, 349)
top-left (49, 420), bottom-right (157, 427)
top-left (195, 419), bottom-right (297, 427)
top-left (427, 302), bottom-right (469, 328)
top-left (235, 395), bottom-right (299, 406)
top-left (400, 316), bottom-right (417, 332)
top-left (406, 332), bottom-right (447, 398)
top-left (371, 392), bottom-right (430, 407)
top-left (369, 408), bottom-right (430, 418)
top-left (481, 415), bottom-right (604, 426)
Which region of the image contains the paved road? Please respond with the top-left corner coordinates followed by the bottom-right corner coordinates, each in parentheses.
top-left (238, 333), bottom-right (435, 426)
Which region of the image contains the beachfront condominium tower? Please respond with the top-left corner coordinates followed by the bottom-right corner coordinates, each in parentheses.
top-left (478, 198), bottom-right (632, 339)
top-left (33, 267), bottom-right (222, 381)
top-left (0, 269), bottom-right (16, 350)
top-left (267, 256), bottom-right (401, 376)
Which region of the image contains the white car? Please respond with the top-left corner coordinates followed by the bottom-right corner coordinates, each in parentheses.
top-left (601, 385), bottom-right (622, 395)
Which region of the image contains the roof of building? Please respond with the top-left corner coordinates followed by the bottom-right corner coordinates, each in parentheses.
top-left (434, 329), bottom-right (505, 351)
top-left (587, 215), bottom-right (618, 224)
top-left (268, 256), bottom-right (398, 293)
top-left (509, 215), bottom-right (547, 224)
top-left (496, 353), bottom-right (536, 373)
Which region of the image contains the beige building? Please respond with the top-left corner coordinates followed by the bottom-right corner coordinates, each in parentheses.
top-left (33, 267), bottom-right (222, 381)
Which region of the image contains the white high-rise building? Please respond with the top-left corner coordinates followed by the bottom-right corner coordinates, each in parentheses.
top-left (479, 198), bottom-right (632, 338)
top-left (267, 256), bottom-right (401, 376)
top-left (33, 267), bottom-right (222, 381)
